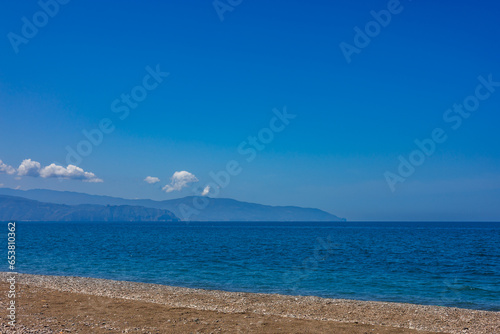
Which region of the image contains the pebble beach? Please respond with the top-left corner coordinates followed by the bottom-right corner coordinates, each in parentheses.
top-left (1, 273), bottom-right (499, 333)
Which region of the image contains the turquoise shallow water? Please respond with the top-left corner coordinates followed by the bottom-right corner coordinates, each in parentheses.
top-left (4, 221), bottom-right (500, 311)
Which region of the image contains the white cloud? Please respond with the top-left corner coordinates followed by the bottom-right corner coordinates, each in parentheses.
top-left (39, 164), bottom-right (103, 182)
top-left (0, 183), bottom-right (4, 188)
top-left (17, 159), bottom-right (41, 176)
top-left (162, 171), bottom-right (198, 193)
top-left (2, 158), bottom-right (103, 183)
top-left (0, 160), bottom-right (16, 175)
top-left (202, 185), bottom-right (211, 196)
top-left (144, 176), bottom-right (160, 184)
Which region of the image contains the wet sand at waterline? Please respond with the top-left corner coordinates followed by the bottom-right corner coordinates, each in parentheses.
top-left (1, 273), bottom-right (498, 333)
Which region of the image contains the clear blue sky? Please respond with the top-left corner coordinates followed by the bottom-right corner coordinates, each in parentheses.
top-left (1, 0), bottom-right (500, 220)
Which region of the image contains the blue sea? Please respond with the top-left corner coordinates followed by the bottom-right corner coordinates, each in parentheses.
top-left (3, 221), bottom-right (500, 311)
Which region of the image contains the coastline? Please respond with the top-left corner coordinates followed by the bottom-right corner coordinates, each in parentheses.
top-left (1, 273), bottom-right (498, 333)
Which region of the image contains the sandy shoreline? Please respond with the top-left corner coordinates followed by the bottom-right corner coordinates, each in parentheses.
top-left (1, 273), bottom-right (498, 333)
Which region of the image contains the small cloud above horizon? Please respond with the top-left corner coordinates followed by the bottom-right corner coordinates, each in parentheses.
top-left (40, 163), bottom-right (103, 182)
top-left (0, 160), bottom-right (16, 175)
top-left (144, 176), bottom-right (161, 184)
top-left (201, 185), bottom-right (211, 196)
top-left (17, 159), bottom-right (41, 177)
top-left (162, 171), bottom-right (198, 193)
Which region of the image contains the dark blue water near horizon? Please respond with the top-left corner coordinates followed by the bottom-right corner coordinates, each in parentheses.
top-left (4, 221), bottom-right (500, 311)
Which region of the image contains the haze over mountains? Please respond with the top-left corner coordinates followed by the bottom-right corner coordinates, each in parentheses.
top-left (0, 188), bottom-right (345, 222)
top-left (0, 195), bottom-right (179, 222)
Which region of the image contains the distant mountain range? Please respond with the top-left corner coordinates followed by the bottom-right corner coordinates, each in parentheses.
top-left (0, 188), bottom-right (345, 222)
top-left (0, 195), bottom-right (179, 222)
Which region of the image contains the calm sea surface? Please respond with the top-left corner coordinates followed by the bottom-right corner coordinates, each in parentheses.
top-left (4, 221), bottom-right (500, 311)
